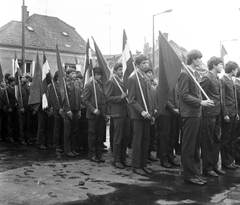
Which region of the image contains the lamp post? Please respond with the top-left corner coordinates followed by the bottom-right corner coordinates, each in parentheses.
top-left (152, 9), bottom-right (172, 69)
top-left (220, 39), bottom-right (238, 60)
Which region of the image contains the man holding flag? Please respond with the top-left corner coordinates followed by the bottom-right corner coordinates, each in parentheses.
top-left (128, 54), bottom-right (155, 176)
top-left (178, 49), bottom-right (213, 186)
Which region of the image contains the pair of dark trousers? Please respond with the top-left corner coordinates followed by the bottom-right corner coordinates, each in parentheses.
top-left (132, 120), bottom-right (150, 168)
top-left (201, 115), bottom-right (221, 172)
top-left (53, 113), bottom-right (64, 149)
top-left (88, 116), bottom-right (106, 158)
top-left (37, 108), bottom-right (48, 145)
top-left (7, 109), bottom-right (17, 140)
top-left (113, 117), bottom-right (130, 162)
top-left (157, 115), bottom-right (171, 162)
top-left (64, 111), bottom-right (79, 152)
top-left (221, 116), bottom-right (236, 166)
top-left (181, 117), bottom-right (202, 179)
top-left (19, 108), bottom-right (30, 141)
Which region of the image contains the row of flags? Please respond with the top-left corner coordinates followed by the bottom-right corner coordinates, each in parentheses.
top-left (1, 29), bottom-right (216, 115)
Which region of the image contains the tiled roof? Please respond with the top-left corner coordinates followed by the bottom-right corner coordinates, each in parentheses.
top-left (0, 14), bottom-right (86, 54)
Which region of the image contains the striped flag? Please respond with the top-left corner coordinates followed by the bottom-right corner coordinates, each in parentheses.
top-left (122, 30), bottom-right (134, 89)
top-left (14, 52), bottom-right (22, 100)
top-left (42, 52), bottom-right (52, 109)
top-left (83, 39), bottom-right (92, 88)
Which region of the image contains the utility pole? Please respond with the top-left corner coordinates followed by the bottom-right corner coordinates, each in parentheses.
top-left (21, 0), bottom-right (26, 72)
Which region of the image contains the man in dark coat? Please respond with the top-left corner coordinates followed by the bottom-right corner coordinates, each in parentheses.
top-left (82, 67), bottom-right (109, 163)
top-left (106, 62), bottom-right (131, 169)
top-left (178, 49), bottom-right (213, 186)
top-left (200, 56), bottom-right (226, 177)
top-left (128, 54), bottom-right (155, 176)
top-left (220, 61), bottom-right (239, 170)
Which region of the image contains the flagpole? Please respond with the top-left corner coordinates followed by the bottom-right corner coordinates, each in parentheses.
top-left (18, 76), bottom-right (23, 107)
top-left (112, 74), bottom-right (129, 103)
top-left (91, 70), bottom-right (99, 110)
top-left (63, 78), bottom-right (70, 109)
top-left (3, 79), bottom-right (10, 106)
top-left (51, 79), bottom-right (61, 106)
top-left (181, 62), bottom-right (210, 100)
top-left (132, 62), bottom-right (149, 113)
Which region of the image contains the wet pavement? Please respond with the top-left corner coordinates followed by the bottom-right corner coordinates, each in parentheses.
top-left (1, 140), bottom-right (240, 205)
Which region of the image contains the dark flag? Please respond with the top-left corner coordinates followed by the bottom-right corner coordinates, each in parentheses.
top-left (56, 45), bottom-right (65, 103)
top-left (42, 52), bottom-right (52, 109)
top-left (157, 30), bottom-right (182, 113)
top-left (122, 30), bottom-right (134, 89)
top-left (92, 37), bottom-right (111, 87)
top-left (28, 53), bottom-right (42, 111)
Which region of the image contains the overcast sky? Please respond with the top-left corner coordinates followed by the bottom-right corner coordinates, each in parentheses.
top-left (0, 0), bottom-right (240, 65)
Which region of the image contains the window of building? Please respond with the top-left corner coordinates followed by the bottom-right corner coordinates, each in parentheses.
top-left (26, 26), bottom-right (34, 32)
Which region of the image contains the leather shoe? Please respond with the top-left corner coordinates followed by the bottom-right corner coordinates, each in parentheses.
top-left (213, 168), bottom-right (226, 175)
top-left (204, 170), bottom-right (218, 177)
top-left (38, 144), bottom-right (47, 150)
top-left (232, 163), bottom-right (240, 169)
top-left (223, 164), bottom-right (236, 170)
top-left (161, 162), bottom-right (172, 168)
top-left (72, 150), bottom-right (80, 156)
top-left (26, 140), bottom-right (33, 145)
top-left (133, 168), bottom-right (146, 176)
top-left (195, 175), bottom-right (207, 184)
top-left (114, 162), bottom-right (124, 169)
top-left (90, 156), bottom-right (101, 163)
top-left (65, 151), bottom-right (75, 157)
top-left (98, 156), bottom-right (105, 163)
top-left (184, 177), bottom-right (205, 186)
top-left (20, 140), bottom-right (28, 146)
top-left (142, 167), bottom-right (153, 174)
top-left (169, 159), bottom-right (181, 166)
top-left (122, 160), bottom-right (131, 167)
top-left (148, 155), bottom-right (158, 162)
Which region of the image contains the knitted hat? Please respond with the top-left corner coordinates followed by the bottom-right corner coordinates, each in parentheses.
top-left (66, 68), bottom-right (76, 75)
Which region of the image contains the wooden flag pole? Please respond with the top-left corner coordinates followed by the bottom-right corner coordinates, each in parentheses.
top-left (91, 69), bottom-right (98, 110)
top-left (132, 62), bottom-right (149, 113)
top-left (18, 76), bottom-right (23, 107)
top-left (63, 77), bottom-right (70, 108)
top-left (112, 74), bottom-right (129, 103)
top-left (51, 79), bottom-right (60, 106)
top-left (181, 62), bottom-right (210, 100)
top-left (3, 79), bottom-right (10, 106)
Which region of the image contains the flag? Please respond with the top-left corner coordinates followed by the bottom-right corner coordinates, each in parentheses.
top-left (157, 30), bottom-right (182, 113)
top-left (92, 37), bottom-right (111, 87)
top-left (56, 44), bottom-right (65, 103)
top-left (0, 63), bottom-right (3, 83)
top-left (221, 44), bottom-right (227, 60)
top-left (42, 52), bottom-right (52, 109)
top-left (28, 53), bottom-right (42, 111)
top-left (122, 30), bottom-right (134, 89)
top-left (14, 53), bottom-right (22, 100)
top-left (83, 39), bottom-right (92, 88)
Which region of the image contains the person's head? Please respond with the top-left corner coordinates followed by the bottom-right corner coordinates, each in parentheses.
top-left (113, 62), bottom-right (123, 78)
top-left (207, 56), bottom-right (223, 74)
top-left (93, 67), bottom-right (102, 82)
top-left (21, 73), bottom-right (31, 83)
top-left (8, 77), bottom-right (15, 86)
top-left (145, 67), bottom-right (154, 79)
top-left (53, 71), bottom-right (59, 82)
top-left (76, 73), bottom-right (83, 82)
top-left (4, 73), bottom-right (11, 83)
top-left (236, 68), bottom-right (240, 78)
top-left (135, 54), bottom-right (149, 72)
top-left (224, 61), bottom-right (239, 76)
top-left (66, 68), bottom-right (76, 79)
top-left (186, 49), bottom-right (202, 67)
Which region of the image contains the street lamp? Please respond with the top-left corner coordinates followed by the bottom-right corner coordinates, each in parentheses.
top-left (152, 9), bottom-right (172, 69)
top-left (220, 39), bottom-right (238, 59)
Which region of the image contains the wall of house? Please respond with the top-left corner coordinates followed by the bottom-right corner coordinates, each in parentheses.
top-left (0, 47), bottom-right (85, 77)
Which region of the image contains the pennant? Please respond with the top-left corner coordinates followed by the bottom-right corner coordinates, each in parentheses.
top-left (83, 39), bottom-right (92, 88)
top-left (14, 53), bottom-right (22, 100)
top-left (42, 52), bottom-right (52, 109)
top-left (157, 30), bottom-right (182, 113)
top-left (28, 53), bottom-right (42, 111)
top-left (221, 44), bottom-right (228, 60)
top-left (92, 37), bottom-right (111, 87)
top-left (122, 30), bottom-right (134, 89)
top-left (56, 45), bottom-right (65, 103)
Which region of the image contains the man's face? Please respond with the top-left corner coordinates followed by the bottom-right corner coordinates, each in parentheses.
top-left (214, 63), bottom-right (223, 74)
top-left (192, 58), bottom-right (202, 67)
top-left (115, 67), bottom-right (123, 78)
top-left (94, 73), bottom-right (102, 82)
top-left (68, 71), bottom-right (76, 79)
top-left (233, 68), bottom-right (238, 77)
top-left (10, 81), bottom-right (15, 86)
top-left (137, 60), bottom-right (149, 72)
